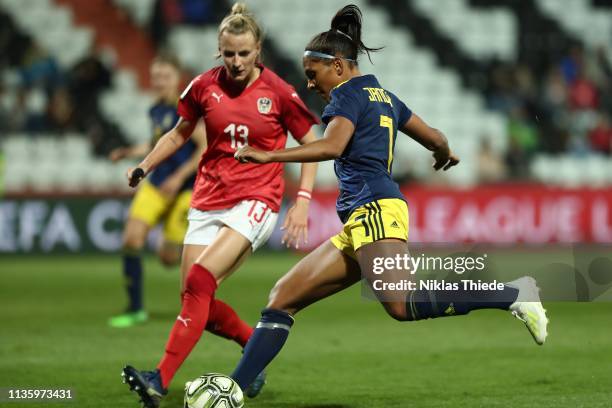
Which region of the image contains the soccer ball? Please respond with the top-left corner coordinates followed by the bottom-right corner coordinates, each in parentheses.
top-left (184, 373), bottom-right (244, 408)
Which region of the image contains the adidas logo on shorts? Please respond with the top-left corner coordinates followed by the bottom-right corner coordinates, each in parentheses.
top-left (390, 221), bottom-right (400, 228)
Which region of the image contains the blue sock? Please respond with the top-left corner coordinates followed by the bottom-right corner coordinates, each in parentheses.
top-left (123, 254), bottom-right (143, 312)
top-left (231, 309), bottom-right (294, 390)
top-left (407, 284), bottom-right (519, 320)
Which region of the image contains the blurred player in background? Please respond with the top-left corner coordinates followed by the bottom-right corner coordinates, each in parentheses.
top-left (108, 54), bottom-right (206, 328)
top-left (121, 3), bottom-right (319, 407)
top-left (231, 4), bottom-right (549, 391)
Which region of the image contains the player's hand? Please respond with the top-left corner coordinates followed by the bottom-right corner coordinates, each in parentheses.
top-left (159, 174), bottom-right (183, 199)
top-left (281, 198), bottom-right (309, 249)
top-left (109, 147), bottom-right (129, 162)
top-left (234, 146), bottom-right (271, 164)
top-left (126, 167), bottom-right (146, 188)
top-left (432, 150), bottom-right (460, 171)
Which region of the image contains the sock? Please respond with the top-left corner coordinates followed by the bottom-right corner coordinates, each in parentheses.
top-left (123, 254), bottom-right (143, 312)
top-left (407, 283), bottom-right (519, 320)
top-left (157, 264), bottom-right (217, 388)
top-left (206, 299), bottom-right (254, 348)
top-left (231, 309), bottom-right (294, 390)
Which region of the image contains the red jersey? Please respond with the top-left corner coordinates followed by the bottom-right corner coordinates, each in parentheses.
top-left (178, 65), bottom-right (319, 212)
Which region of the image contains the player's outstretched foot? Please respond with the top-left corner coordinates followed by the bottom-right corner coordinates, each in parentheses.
top-left (122, 365), bottom-right (167, 408)
top-left (506, 276), bottom-right (549, 345)
top-left (245, 370), bottom-right (267, 398)
top-left (109, 310), bottom-right (148, 328)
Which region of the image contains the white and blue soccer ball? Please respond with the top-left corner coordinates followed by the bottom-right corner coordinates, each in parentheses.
top-left (184, 373), bottom-right (244, 408)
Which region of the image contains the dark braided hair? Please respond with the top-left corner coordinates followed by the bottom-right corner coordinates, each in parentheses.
top-left (305, 4), bottom-right (382, 65)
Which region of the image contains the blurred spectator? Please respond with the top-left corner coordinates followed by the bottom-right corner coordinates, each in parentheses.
top-left (540, 67), bottom-right (567, 121)
top-left (47, 87), bottom-right (75, 131)
top-left (559, 44), bottom-right (584, 84)
top-left (485, 36), bottom-right (612, 166)
top-left (151, 0), bottom-right (215, 45)
top-left (507, 106), bottom-right (539, 153)
top-left (503, 106), bottom-right (538, 179)
top-left (505, 136), bottom-right (531, 180)
top-left (514, 63), bottom-right (537, 102)
top-left (0, 11), bottom-right (31, 68)
top-left (19, 43), bottom-right (60, 89)
top-left (486, 62), bottom-right (518, 112)
top-left (584, 46), bottom-right (612, 90)
top-left (181, 0), bottom-right (214, 25)
top-left (477, 136), bottom-right (507, 183)
top-left (588, 113), bottom-right (612, 155)
top-left (568, 69), bottom-right (599, 111)
top-left (68, 53), bottom-right (111, 129)
top-left (22, 86), bottom-right (48, 131)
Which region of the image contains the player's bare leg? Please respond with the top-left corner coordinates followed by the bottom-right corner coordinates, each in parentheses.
top-left (123, 218), bottom-right (150, 249)
top-left (357, 240), bottom-right (548, 343)
top-left (356, 239), bottom-right (412, 320)
top-left (232, 241), bottom-right (361, 391)
top-left (157, 240), bottom-right (182, 267)
top-left (267, 240), bottom-right (362, 314)
top-left (180, 232), bottom-right (256, 346)
top-left (180, 244), bottom-right (207, 293)
top-left (123, 228), bottom-right (260, 405)
top-left (109, 218), bottom-right (150, 328)
top-left (192, 226), bottom-right (253, 282)
top-left (150, 228), bottom-right (254, 387)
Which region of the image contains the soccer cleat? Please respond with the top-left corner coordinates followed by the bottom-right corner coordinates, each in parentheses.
top-left (506, 277), bottom-right (549, 345)
top-left (122, 365), bottom-right (167, 408)
top-left (245, 369), bottom-right (267, 398)
top-left (108, 310), bottom-right (148, 328)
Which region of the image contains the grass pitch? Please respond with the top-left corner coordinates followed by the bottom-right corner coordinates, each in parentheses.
top-left (1, 252), bottom-right (611, 407)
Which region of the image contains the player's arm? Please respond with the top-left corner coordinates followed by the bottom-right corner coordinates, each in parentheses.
top-left (170, 119), bottom-right (207, 182)
top-left (127, 117), bottom-right (197, 185)
top-left (400, 113), bottom-right (460, 171)
top-left (281, 128), bottom-right (319, 248)
top-left (295, 129), bottom-right (318, 188)
top-left (157, 119), bottom-right (207, 197)
top-left (108, 142), bottom-right (152, 162)
top-left (235, 116), bottom-right (353, 164)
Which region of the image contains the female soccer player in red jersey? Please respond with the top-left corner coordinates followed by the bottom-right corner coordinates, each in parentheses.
top-left (230, 4), bottom-right (549, 392)
top-left (121, 3), bottom-right (319, 406)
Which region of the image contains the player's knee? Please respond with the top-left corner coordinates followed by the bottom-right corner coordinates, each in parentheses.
top-left (184, 264), bottom-right (216, 295)
top-left (158, 247), bottom-right (180, 267)
top-left (383, 302), bottom-right (410, 322)
top-left (266, 280), bottom-right (296, 315)
top-left (123, 232), bottom-right (145, 251)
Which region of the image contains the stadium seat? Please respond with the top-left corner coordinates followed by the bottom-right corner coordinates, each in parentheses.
top-left (536, 0), bottom-right (612, 50)
top-left (112, 0), bottom-right (155, 26)
top-left (584, 155), bottom-right (608, 187)
top-left (412, 0), bottom-right (517, 60)
top-left (168, 27), bottom-right (219, 73)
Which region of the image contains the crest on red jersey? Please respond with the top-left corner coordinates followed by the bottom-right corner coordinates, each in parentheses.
top-left (257, 97), bottom-right (272, 114)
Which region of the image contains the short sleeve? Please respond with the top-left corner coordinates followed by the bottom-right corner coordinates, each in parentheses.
top-left (321, 86), bottom-right (361, 126)
top-left (397, 98), bottom-right (412, 126)
top-left (390, 92), bottom-right (412, 126)
top-left (279, 87), bottom-right (319, 141)
top-left (177, 77), bottom-right (203, 121)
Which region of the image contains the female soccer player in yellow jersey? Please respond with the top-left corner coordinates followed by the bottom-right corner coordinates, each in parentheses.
top-left (108, 54), bottom-right (206, 328)
top-left (231, 4), bottom-right (549, 391)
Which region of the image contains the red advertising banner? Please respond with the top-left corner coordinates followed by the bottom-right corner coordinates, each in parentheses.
top-left (304, 185), bottom-right (612, 249)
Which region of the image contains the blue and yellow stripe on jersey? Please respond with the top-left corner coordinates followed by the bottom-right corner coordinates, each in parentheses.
top-left (330, 198), bottom-right (409, 259)
top-left (321, 74), bottom-right (412, 223)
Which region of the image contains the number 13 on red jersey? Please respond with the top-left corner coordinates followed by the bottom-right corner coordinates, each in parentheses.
top-left (224, 123), bottom-right (249, 149)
